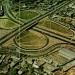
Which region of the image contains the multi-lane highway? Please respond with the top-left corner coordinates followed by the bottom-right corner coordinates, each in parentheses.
top-left (0, 0), bottom-right (75, 75)
top-left (33, 26), bottom-right (75, 45)
top-left (0, 0), bottom-right (73, 45)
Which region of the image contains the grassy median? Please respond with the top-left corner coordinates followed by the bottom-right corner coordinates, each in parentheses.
top-left (17, 10), bottom-right (38, 20)
top-left (15, 30), bottom-right (47, 49)
top-left (0, 19), bottom-right (19, 29)
top-left (38, 17), bottom-right (73, 36)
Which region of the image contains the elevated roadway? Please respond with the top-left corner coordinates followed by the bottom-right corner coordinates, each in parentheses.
top-left (0, 0), bottom-right (73, 45)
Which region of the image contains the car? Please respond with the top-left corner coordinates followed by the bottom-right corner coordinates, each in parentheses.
top-left (0, 5), bottom-right (4, 16)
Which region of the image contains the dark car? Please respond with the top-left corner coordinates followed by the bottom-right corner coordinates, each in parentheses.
top-left (0, 5), bottom-right (4, 16)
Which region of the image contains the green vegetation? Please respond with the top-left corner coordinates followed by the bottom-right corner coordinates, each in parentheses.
top-left (13, 0), bottom-right (37, 4)
top-left (17, 11), bottom-right (38, 20)
top-left (0, 19), bottom-right (19, 29)
top-left (15, 30), bottom-right (47, 49)
top-left (38, 17), bottom-right (73, 35)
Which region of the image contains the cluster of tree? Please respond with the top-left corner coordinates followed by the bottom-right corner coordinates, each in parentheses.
top-left (12, 0), bottom-right (43, 5)
top-left (12, 0), bottom-right (36, 3)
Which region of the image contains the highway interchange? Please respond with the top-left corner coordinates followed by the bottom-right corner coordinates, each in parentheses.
top-left (0, 0), bottom-right (75, 75)
top-left (0, 0), bottom-right (73, 45)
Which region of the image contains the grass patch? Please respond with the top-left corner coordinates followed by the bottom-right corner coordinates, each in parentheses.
top-left (17, 11), bottom-right (38, 20)
top-left (0, 19), bottom-right (19, 29)
top-left (15, 30), bottom-right (47, 49)
top-left (38, 17), bottom-right (73, 35)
